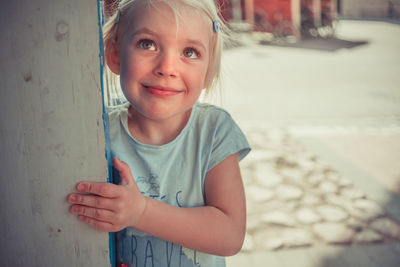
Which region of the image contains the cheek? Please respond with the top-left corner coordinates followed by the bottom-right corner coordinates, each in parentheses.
top-left (200, 67), bottom-right (210, 88)
top-left (119, 64), bottom-right (138, 97)
top-left (191, 61), bottom-right (210, 88)
top-left (120, 58), bottom-right (141, 83)
top-left (187, 71), bottom-right (206, 90)
top-left (119, 46), bottom-right (141, 76)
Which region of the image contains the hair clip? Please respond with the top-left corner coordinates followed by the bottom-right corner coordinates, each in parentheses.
top-left (213, 20), bottom-right (220, 33)
top-left (116, 8), bottom-right (121, 24)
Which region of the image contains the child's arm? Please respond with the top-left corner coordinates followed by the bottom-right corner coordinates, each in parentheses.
top-left (68, 155), bottom-right (246, 256)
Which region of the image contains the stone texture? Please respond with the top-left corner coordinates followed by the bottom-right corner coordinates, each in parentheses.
top-left (325, 193), bottom-right (353, 209)
top-left (246, 216), bottom-right (259, 231)
top-left (254, 164), bottom-right (283, 187)
top-left (347, 217), bottom-right (367, 231)
top-left (307, 173), bottom-right (324, 186)
top-left (326, 172), bottom-right (340, 183)
top-left (239, 127), bottom-right (400, 253)
top-left (297, 158), bottom-right (316, 171)
top-left (280, 168), bottom-right (303, 182)
top-left (353, 199), bottom-right (386, 219)
top-left (263, 238), bottom-right (284, 250)
top-left (296, 208), bottom-right (322, 224)
top-left (370, 218), bottom-right (400, 240)
top-left (243, 149), bottom-right (275, 165)
top-left (339, 198), bottom-right (385, 223)
top-left (313, 223), bottom-right (355, 244)
top-left (261, 210), bottom-right (296, 227)
top-left (276, 184), bottom-right (303, 200)
top-left (280, 229), bottom-right (313, 248)
top-left (341, 187), bottom-right (366, 199)
top-left (302, 194), bottom-right (321, 205)
top-left (241, 169), bottom-right (253, 185)
top-left (246, 201), bottom-right (259, 215)
top-left (355, 229), bottom-right (384, 243)
top-left (338, 177), bottom-right (353, 187)
top-left (316, 204), bottom-right (349, 222)
top-left (242, 233), bottom-right (254, 251)
top-left (318, 181), bottom-right (339, 194)
top-left (246, 185), bottom-right (274, 203)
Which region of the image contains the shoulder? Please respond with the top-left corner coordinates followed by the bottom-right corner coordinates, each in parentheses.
top-left (191, 102), bottom-right (251, 164)
top-left (192, 102), bottom-right (233, 127)
top-left (193, 102), bottom-right (230, 115)
top-left (190, 103), bottom-right (243, 138)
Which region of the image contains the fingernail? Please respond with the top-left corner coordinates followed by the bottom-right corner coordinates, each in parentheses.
top-left (77, 183), bottom-right (86, 191)
top-left (69, 195), bottom-right (76, 202)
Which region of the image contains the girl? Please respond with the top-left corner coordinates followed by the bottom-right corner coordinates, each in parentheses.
top-left (68, 0), bottom-right (250, 266)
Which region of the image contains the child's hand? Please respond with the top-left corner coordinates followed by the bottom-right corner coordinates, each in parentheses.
top-left (68, 158), bottom-right (147, 232)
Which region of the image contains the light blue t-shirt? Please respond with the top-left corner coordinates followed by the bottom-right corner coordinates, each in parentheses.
top-left (108, 102), bottom-right (251, 267)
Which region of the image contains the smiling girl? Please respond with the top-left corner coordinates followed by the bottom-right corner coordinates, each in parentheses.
top-left (68, 1), bottom-right (250, 266)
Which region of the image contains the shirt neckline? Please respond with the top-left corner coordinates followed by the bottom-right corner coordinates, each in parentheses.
top-left (119, 102), bottom-right (197, 149)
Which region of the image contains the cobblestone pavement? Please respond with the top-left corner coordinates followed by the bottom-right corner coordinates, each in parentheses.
top-left (218, 19), bottom-right (400, 266)
top-left (239, 126), bottom-right (400, 253)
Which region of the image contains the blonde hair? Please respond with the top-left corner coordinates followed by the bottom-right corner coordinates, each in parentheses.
top-left (102, 0), bottom-right (230, 106)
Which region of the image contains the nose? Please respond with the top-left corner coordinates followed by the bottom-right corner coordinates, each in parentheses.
top-left (153, 51), bottom-right (178, 78)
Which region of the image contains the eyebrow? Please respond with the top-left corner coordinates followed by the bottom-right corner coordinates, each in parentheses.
top-left (185, 39), bottom-right (207, 52)
top-left (131, 27), bottom-right (207, 52)
top-left (131, 27), bottom-right (158, 38)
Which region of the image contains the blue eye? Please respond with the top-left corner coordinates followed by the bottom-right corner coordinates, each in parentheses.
top-left (138, 39), bottom-right (156, 50)
top-left (183, 47), bottom-right (199, 59)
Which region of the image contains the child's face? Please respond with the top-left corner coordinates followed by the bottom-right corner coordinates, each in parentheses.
top-left (115, 2), bottom-right (212, 121)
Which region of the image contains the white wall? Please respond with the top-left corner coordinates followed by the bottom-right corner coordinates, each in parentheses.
top-left (342, 0), bottom-right (400, 18)
top-left (0, 0), bottom-right (110, 266)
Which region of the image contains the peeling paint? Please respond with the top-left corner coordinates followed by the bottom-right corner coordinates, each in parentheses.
top-left (46, 225), bottom-right (63, 238)
top-left (23, 72), bottom-right (32, 82)
top-left (29, 179), bottom-right (42, 216)
top-left (0, 0), bottom-right (110, 265)
top-left (55, 21), bottom-right (69, 42)
top-left (74, 241), bottom-right (81, 259)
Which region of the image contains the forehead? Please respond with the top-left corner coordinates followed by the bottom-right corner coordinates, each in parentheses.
top-left (122, 2), bottom-right (213, 45)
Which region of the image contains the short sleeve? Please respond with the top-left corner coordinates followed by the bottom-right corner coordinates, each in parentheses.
top-left (207, 111), bottom-right (251, 172)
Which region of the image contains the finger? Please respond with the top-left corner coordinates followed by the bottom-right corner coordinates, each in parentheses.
top-left (77, 215), bottom-right (120, 232)
top-left (77, 182), bottom-right (120, 197)
top-left (113, 158), bottom-right (134, 186)
top-left (71, 205), bottom-right (115, 222)
top-left (68, 194), bottom-right (114, 210)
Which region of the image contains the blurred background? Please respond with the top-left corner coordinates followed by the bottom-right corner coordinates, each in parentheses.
top-left (208, 1), bottom-right (400, 266)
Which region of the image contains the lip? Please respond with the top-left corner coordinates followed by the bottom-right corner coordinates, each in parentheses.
top-left (143, 85), bottom-right (183, 97)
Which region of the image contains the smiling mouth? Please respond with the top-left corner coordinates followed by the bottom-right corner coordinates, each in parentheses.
top-left (143, 85), bottom-right (182, 97)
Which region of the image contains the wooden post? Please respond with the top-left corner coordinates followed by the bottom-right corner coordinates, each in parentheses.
top-left (232, 0), bottom-right (243, 21)
top-left (244, 0), bottom-right (255, 27)
top-left (291, 0), bottom-right (302, 37)
top-left (313, 0), bottom-right (322, 25)
top-left (0, 0), bottom-right (110, 266)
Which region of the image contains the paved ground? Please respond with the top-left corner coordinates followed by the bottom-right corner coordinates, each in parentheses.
top-left (206, 19), bottom-right (400, 267)
top-left (225, 127), bottom-right (400, 267)
top-left (219, 20), bottom-right (400, 127)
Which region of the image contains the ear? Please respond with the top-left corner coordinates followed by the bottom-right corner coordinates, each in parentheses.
top-left (105, 40), bottom-right (121, 75)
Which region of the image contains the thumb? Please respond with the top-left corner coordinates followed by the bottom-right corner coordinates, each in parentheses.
top-left (113, 158), bottom-right (134, 186)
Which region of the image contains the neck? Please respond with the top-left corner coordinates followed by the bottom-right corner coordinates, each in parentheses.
top-left (127, 105), bottom-right (192, 146)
